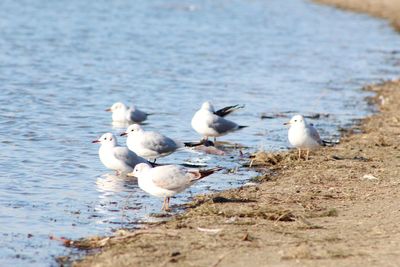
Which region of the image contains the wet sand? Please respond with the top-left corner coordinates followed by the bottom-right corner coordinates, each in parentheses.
top-left (68, 1), bottom-right (400, 266)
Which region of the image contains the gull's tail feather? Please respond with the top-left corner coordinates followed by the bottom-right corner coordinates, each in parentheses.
top-left (214, 104), bottom-right (245, 117)
top-left (184, 140), bottom-right (215, 147)
top-left (190, 167), bottom-right (223, 181)
top-left (198, 167), bottom-right (224, 179)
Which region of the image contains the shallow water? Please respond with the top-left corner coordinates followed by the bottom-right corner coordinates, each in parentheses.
top-left (0, 0), bottom-right (399, 265)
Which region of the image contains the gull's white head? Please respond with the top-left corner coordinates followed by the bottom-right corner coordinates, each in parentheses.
top-left (106, 102), bottom-right (127, 112)
top-left (131, 163), bottom-right (152, 177)
top-left (92, 133), bottom-right (118, 146)
top-left (285, 114), bottom-right (306, 127)
top-left (201, 101), bottom-right (214, 112)
top-left (120, 124), bottom-right (143, 137)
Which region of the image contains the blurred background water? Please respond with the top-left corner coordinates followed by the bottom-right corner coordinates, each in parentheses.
top-left (0, 0), bottom-right (399, 265)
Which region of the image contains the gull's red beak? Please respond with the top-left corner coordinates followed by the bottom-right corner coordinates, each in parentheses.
top-left (92, 140), bottom-right (100, 143)
top-left (120, 132), bottom-right (127, 136)
top-left (105, 108), bottom-right (111, 112)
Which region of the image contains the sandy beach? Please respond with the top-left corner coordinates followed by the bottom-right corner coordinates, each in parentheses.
top-left (314, 0), bottom-right (400, 31)
top-left (66, 1), bottom-right (400, 266)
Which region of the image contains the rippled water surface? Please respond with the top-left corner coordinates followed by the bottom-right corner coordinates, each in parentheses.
top-left (0, 0), bottom-right (399, 265)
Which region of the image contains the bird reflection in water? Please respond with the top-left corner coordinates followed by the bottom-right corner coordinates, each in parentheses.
top-left (94, 173), bottom-right (144, 226)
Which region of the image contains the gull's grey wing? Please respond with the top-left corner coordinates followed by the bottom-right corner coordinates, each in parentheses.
top-left (208, 116), bottom-right (239, 134)
top-left (129, 108), bottom-right (148, 122)
top-left (150, 166), bottom-right (191, 191)
top-left (141, 132), bottom-right (180, 154)
top-left (114, 147), bottom-right (147, 167)
top-left (214, 104), bottom-right (244, 117)
top-left (308, 125), bottom-right (323, 145)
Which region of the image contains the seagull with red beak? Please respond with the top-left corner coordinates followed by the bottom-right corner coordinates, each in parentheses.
top-left (129, 163), bottom-right (222, 211)
top-left (92, 133), bottom-right (148, 175)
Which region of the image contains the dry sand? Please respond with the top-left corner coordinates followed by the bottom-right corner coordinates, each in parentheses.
top-left (65, 1), bottom-right (400, 266)
top-left (314, 0), bottom-right (400, 31)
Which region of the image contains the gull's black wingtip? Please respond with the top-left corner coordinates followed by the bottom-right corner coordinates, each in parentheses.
top-left (214, 104), bottom-right (245, 117)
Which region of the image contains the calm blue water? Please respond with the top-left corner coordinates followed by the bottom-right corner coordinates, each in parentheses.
top-left (0, 0), bottom-right (399, 265)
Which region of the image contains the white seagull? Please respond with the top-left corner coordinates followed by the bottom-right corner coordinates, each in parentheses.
top-left (120, 124), bottom-right (182, 162)
top-left (284, 114), bottom-right (324, 160)
top-left (92, 133), bottom-right (148, 175)
top-left (191, 101), bottom-right (247, 142)
top-left (106, 102), bottom-right (150, 123)
top-left (130, 163), bottom-right (222, 211)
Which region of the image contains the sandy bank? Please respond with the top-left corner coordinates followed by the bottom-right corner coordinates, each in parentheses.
top-left (314, 0), bottom-right (400, 31)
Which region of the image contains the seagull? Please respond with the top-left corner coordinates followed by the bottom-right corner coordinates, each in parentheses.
top-left (106, 102), bottom-right (150, 123)
top-left (284, 114), bottom-right (324, 160)
top-left (191, 101), bottom-right (247, 142)
top-left (130, 163), bottom-right (222, 211)
top-left (92, 133), bottom-right (148, 175)
top-left (120, 124), bottom-right (182, 162)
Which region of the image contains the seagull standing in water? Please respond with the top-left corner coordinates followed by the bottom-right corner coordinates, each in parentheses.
top-left (285, 114), bottom-right (323, 160)
top-left (121, 124), bottom-right (182, 162)
top-left (191, 101), bottom-right (247, 142)
top-left (92, 133), bottom-right (148, 175)
top-left (106, 102), bottom-right (150, 124)
top-left (130, 163), bottom-right (222, 211)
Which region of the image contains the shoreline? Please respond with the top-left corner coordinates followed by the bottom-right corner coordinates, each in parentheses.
top-left (68, 1), bottom-right (400, 266)
top-left (68, 80), bottom-right (400, 267)
top-left (313, 0), bottom-right (400, 32)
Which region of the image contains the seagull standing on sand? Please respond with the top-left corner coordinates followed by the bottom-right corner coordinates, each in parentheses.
top-left (191, 101), bottom-right (247, 142)
top-left (106, 102), bottom-right (150, 123)
top-left (92, 133), bottom-right (148, 175)
top-left (121, 124), bottom-right (182, 162)
top-left (285, 114), bottom-right (323, 160)
top-left (130, 163), bottom-right (222, 211)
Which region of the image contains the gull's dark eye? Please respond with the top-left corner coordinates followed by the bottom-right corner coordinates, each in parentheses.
top-left (294, 120), bottom-right (297, 122)
top-left (104, 137), bottom-right (106, 140)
